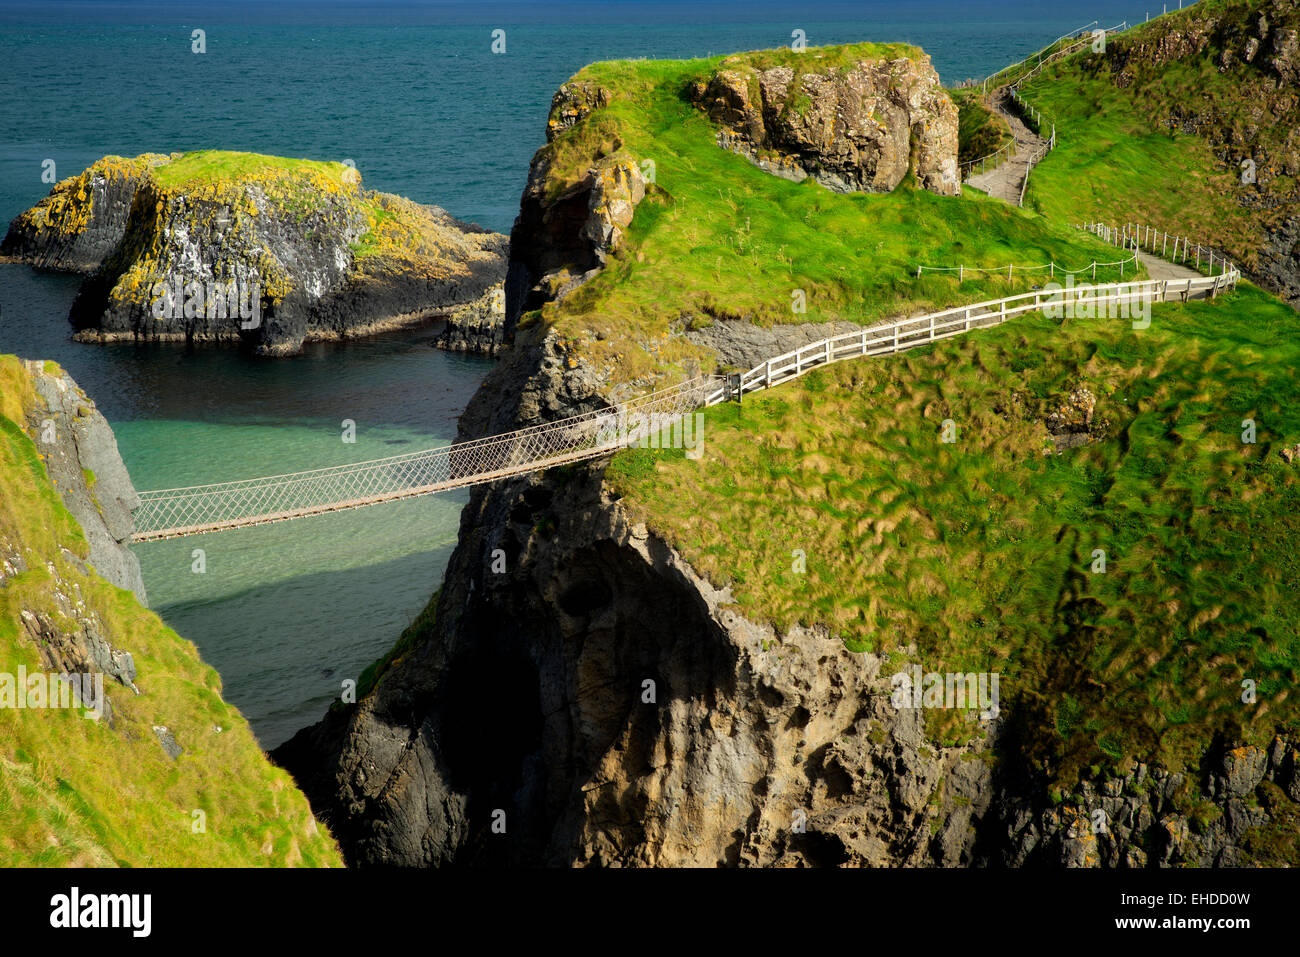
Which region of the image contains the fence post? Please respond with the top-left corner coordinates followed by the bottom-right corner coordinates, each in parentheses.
top-left (959, 265), bottom-right (963, 283)
top-left (765, 359), bottom-right (772, 388)
top-left (1092, 262), bottom-right (1097, 280)
top-left (964, 307), bottom-right (970, 331)
top-left (1008, 264), bottom-right (1013, 280)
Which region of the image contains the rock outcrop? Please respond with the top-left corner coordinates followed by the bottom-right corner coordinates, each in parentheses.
top-left (21, 360), bottom-right (147, 603)
top-left (0, 154), bottom-right (171, 272)
top-left (691, 55), bottom-right (960, 196)
top-left (504, 130), bottom-right (647, 340)
top-left (3, 152), bottom-right (508, 356)
top-left (435, 284), bottom-right (509, 356)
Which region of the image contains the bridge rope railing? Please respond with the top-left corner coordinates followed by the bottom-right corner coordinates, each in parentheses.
top-left (132, 375), bottom-right (722, 541)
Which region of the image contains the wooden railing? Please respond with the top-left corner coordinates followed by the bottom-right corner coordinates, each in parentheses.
top-left (703, 267), bottom-right (1239, 406)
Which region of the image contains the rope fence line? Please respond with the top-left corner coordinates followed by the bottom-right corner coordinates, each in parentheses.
top-left (966, 20), bottom-right (1127, 203)
top-left (915, 252), bottom-right (1138, 282)
top-left (962, 21), bottom-right (1126, 182)
top-left (980, 21), bottom-right (1099, 93)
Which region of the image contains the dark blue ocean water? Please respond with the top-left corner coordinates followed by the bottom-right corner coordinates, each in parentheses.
top-left (0, 0), bottom-right (1149, 747)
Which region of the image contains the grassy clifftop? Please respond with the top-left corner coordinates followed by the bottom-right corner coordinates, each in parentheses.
top-left (610, 283), bottom-right (1300, 783)
top-left (585, 22), bottom-right (1300, 785)
top-left (523, 44), bottom-right (1145, 385)
top-left (0, 356), bottom-right (341, 866)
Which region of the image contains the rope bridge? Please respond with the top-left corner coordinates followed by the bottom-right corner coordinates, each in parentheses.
top-left (131, 376), bottom-right (720, 541)
top-left (132, 232), bottom-right (1238, 542)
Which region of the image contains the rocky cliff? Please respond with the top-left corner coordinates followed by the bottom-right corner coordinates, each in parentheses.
top-left (21, 360), bottom-right (147, 603)
top-left (0, 355), bottom-right (340, 865)
top-left (3, 151), bottom-right (507, 356)
top-left (276, 336), bottom-right (1300, 868)
top-left (275, 43), bottom-right (1300, 868)
top-left (690, 55), bottom-right (960, 197)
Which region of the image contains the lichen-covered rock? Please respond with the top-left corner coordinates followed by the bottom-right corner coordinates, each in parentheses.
top-left (435, 285), bottom-right (508, 356)
top-left (0, 153), bottom-right (173, 271)
top-left (3, 152), bottom-right (507, 356)
top-left (22, 359), bottom-right (146, 603)
top-left (581, 159), bottom-right (646, 263)
top-left (547, 81), bottom-right (613, 141)
top-left (692, 55), bottom-right (960, 196)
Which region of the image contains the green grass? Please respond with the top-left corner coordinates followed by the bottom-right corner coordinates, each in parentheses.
top-left (1019, 58), bottom-right (1259, 259)
top-left (1016, 2), bottom-right (1297, 271)
top-left (608, 285), bottom-right (1300, 783)
top-left (0, 356), bottom-right (342, 867)
top-left (951, 88), bottom-right (1013, 166)
top-left (151, 150), bottom-right (353, 190)
top-left (525, 46), bottom-right (1148, 383)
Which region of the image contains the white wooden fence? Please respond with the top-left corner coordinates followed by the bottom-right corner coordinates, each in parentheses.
top-left (703, 267), bottom-right (1240, 406)
top-left (1080, 221), bottom-right (1234, 276)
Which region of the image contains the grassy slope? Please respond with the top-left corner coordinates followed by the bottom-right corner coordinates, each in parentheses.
top-left (609, 284), bottom-right (1300, 782)
top-left (1018, 2), bottom-right (1293, 268)
top-left (0, 356), bottom-right (342, 866)
top-left (528, 45), bottom-right (1147, 384)
top-left (951, 88), bottom-right (1014, 167)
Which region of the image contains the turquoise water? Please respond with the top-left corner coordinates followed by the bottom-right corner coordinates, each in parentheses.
top-left (0, 263), bottom-right (489, 746)
top-left (0, 0), bottom-right (1148, 746)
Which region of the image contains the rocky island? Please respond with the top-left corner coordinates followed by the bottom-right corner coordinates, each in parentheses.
top-left (2, 151), bottom-right (507, 356)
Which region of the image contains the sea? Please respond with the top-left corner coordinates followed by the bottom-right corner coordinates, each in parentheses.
top-left (0, 0), bottom-right (1148, 747)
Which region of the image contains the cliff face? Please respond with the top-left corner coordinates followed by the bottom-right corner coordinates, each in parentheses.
top-left (691, 55), bottom-right (960, 197)
top-left (3, 152), bottom-right (507, 356)
top-left (0, 154), bottom-right (171, 272)
top-left (21, 360), bottom-right (146, 603)
top-left (277, 336), bottom-right (1300, 868)
top-left (274, 42), bottom-right (1300, 869)
top-left (504, 84), bottom-right (647, 339)
top-left (0, 355), bottom-right (340, 865)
